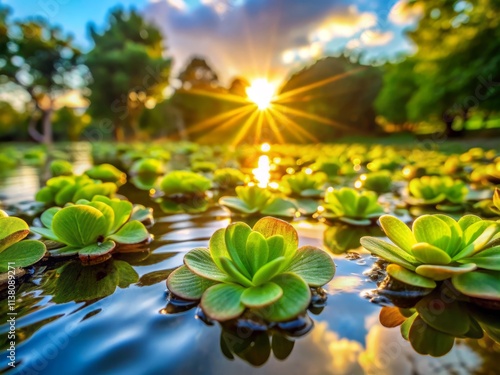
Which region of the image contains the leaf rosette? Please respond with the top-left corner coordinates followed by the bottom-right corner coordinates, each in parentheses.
top-left (167, 217), bottom-right (335, 322)
top-left (361, 214), bottom-right (500, 300)
top-left (31, 196), bottom-right (151, 263)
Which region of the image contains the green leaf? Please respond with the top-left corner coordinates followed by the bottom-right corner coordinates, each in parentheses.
top-left (266, 235), bottom-right (285, 261)
top-left (50, 246), bottom-right (80, 256)
top-left (167, 265), bottom-right (219, 300)
top-left (283, 246), bottom-right (335, 287)
top-left (412, 215), bottom-right (450, 250)
top-left (257, 273), bottom-right (311, 322)
top-left (261, 198), bottom-right (297, 217)
top-left (452, 271), bottom-right (500, 301)
top-left (79, 240), bottom-right (116, 256)
top-left (30, 227), bottom-right (60, 242)
top-left (360, 237), bottom-right (417, 270)
top-left (201, 283), bottom-right (246, 321)
top-left (408, 316), bottom-right (455, 356)
top-left (415, 263), bottom-right (477, 280)
top-left (411, 242), bottom-right (452, 265)
top-left (93, 196), bottom-right (133, 234)
top-left (73, 182), bottom-right (117, 202)
top-left (379, 215), bottom-right (415, 253)
top-left (86, 201), bottom-right (116, 235)
top-left (400, 312), bottom-right (418, 340)
top-left (252, 256), bottom-right (287, 285)
top-left (106, 220), bottom-right (149, 244)
top-left (458, 246), bottom-right (500, 270)
top-left (454, 224), bottom-right (498, 260)
top-left (184, 248), bottom-right (231, 282)
top-left (457, 214), bottom-right (482, 232)
top-left (387, 264), bottom-right (436, 289)
top-left (55, 184), bottom-right (78, 206)
top-left (40, 207), bottom-right (61, 229)
top-left (240, 282), bottom-right (283, 308)
top-left (434, 214), bottom-right (463, 256)
top-left (219, 197), bottom-right (256, 214)
top-left (52, 205), bottom-right (108, 247)
top-left (219, 257), bottom-right (254, 287)
top-left (252, 217), bottom-right (298, 259)
top-left (209, 228), bottom-right (231, 271)
top-left (245, 231), bottom-right (269, 275)
top-left (0, 217), bottom-right (30, 253)
top-left (225, 222), bottom-right (253, 279)
top-left (0, 240), bottom-right (46, 272)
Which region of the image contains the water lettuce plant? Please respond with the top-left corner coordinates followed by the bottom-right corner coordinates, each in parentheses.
top-left (129, 158), bottom-right (165, 176)
top-left (50, 160), bottom-right (73, 176)
top-left (219, 186), bottom-right (297, 218)
top-left (36, 175), bottom-right (117, 206)
top-left (361, 214), bottom-right (500, 299)
top-left (160, 170), bottom-right (212, 196)
top-left (407, 176), bottom-right (468, 211)
top-left (322, 187), bottom-right (385, 226)
top-left (356, 171), bottom-right (392, 193)
top-left (280, 171), bottom-right (326, 198)
top-left (84, 163), bottom-right (127, 185)
top-left (167, 217), bottom-right (335, 322)
top-left (213, 168), bottom-right (246, 190)
top-left (0, 210), bottom-right (46, 273)
top-left (31, 196), bottom-right (151, 262)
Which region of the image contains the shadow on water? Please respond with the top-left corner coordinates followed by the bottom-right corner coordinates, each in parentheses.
top-left (0, 143), bottom-right (499, 375)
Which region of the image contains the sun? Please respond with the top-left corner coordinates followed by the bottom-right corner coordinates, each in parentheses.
top-left (246, 78), bottom-right (276, 110)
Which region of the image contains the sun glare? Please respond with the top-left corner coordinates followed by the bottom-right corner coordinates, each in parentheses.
top-left (246, 78), bottom-right (276, 110)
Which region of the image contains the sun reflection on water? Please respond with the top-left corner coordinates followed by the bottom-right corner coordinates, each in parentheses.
top-left (253, 155), bottom-right (271, 188)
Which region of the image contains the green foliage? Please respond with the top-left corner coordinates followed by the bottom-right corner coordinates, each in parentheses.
top-left (130, 158), bottom-right (165, 175)
top-left (0, 211), bottom-right (46, 273)
top-left (85, 163), bottom-right (126, 185)
top-left (280, 171), bottom-right (326, 198)
top-left (219, 186), bottom-right (297, 218)
top-left (86, 8), bottom-right (171, 141)
top-left (213, 168), bottom-right (246, 189)
top-left (50, 160), bottom-right (73, 177)
top-left (167, 217), bottom-right (335, 322)
top-left (356, 171), bottom-right (392, 193)
top-left (361, 214), bottom-right (500, 299)
top-left (36, 175), bottom-right (117, 206)
top-left (0, 6), bottom-right (83, 144)
top-left (407, 176), bottom-right (468, 210)
top-left (322, 187), bottom-right (385, 226)
top-left (31, 195), bottom-right (150, 262)
top-left (160, 170), bottom-right (212, 196)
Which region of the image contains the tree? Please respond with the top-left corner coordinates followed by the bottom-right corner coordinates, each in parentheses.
top-left (86, 7), bottom-right (171, 141)
top-left (178, 57), bottom-right (220, 91)
top-left (0, 6), bottom-right (83, 145)
top-left (379, 0), bottom-right (500, 136)
top-left (278, 56), bottom-right (382, 139)
top-left (375, 58), bottom-right (418, 127)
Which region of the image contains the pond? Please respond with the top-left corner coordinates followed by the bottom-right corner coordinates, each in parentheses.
top-left (0, 143), bottom-right (499, 375)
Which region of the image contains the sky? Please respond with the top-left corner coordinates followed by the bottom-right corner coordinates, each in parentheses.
top-left (3, 0), bottom-right (422, 85)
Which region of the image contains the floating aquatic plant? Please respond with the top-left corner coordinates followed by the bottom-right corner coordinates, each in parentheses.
top-left (361, 214), bottom-right (500, 299)
top-left (280, 171), bottom-right (326, 198)
top-left (84, 163), bottom-right (127, 185)
top-left (322, 187), bottom-right (385, 226)
top-left (406, 176), bottom-right (468, 212)
top-left (50, 159), bottom-right (73, 176)
top-left (31, 195), bottom-right (151, 263)
top-left (158, 170), bottom-right (212, 214)
top-left (0, 210), bottom-right (46, 274)
top-left (129, 158), bottom-right (165, 176)
top-left (219, 186), bottom-right (297, 218)
top-left (213, 168), bottom-right (246, 190)
top-left (167, 217), bottom-right (335, 322)
top-left (355, 171), bottom-right (392, 193)
top-left (160, 170), bottom-right (212, 196)
top-left (36, 175), bottom-right (117, 206)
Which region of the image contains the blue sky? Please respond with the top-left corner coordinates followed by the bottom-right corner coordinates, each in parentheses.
top-left (3, 0), bottom-right (421, 84)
